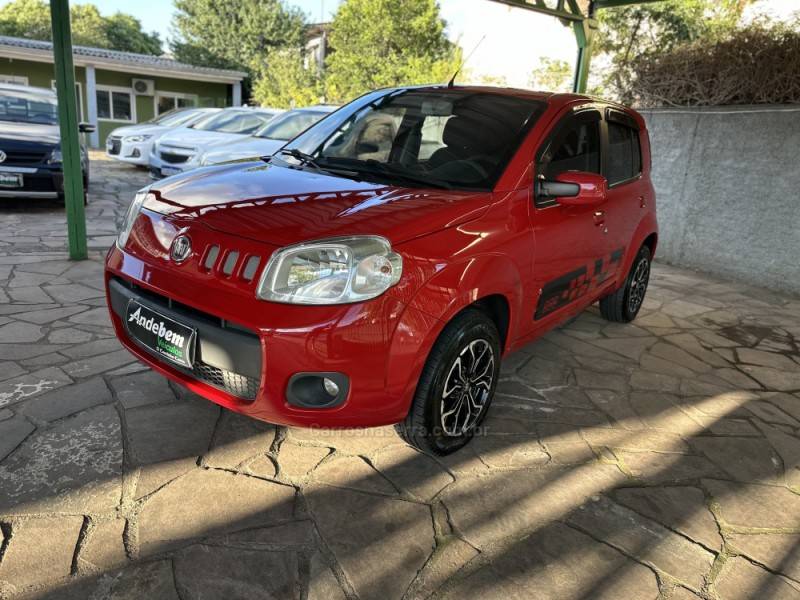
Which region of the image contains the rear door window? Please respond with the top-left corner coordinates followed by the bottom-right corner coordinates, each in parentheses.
top-left (606, 116), bottom-right (642, 186)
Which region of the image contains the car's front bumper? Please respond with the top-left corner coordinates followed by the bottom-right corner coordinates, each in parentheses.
top-left (0, 165), bottom-right (63, 199)
top-left (104, 240), bottom-right (430, 429)
top-left (106, 137), bottom-right (152, 166)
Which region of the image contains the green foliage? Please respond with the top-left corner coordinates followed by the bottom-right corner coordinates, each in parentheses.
top-left (324, 0), bottom-right (461, 103)
top-left (529, 57), bottom-right (572, 92)
top-left (0, 0), bottom-right (162, 54)
top-left (595, 0), bottom-right (753, 102)
top-left (252, 48), bottom-right (324, 108)
top-left (170, 0), bottom-right (306, 77)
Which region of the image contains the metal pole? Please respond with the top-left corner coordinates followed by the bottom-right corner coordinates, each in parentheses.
top-left (50, 0), bottom-right (87, 260)
top-left (571, 1), bottom-right (599, 94)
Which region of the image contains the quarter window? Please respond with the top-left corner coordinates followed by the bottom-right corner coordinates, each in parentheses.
top-left (97, 89), bottom-right (132, 121)
top-left (542, 118), bottom-right (601, 179)
top-left (606, 121), bottom-right (642, 185)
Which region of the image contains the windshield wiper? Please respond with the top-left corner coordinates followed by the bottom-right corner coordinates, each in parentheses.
top-left (267, 149), bottom-right (367, 182)
top-left (347, 160), bottom-right (453, 190)
top-left (270, 148), bottom-right (324, 172)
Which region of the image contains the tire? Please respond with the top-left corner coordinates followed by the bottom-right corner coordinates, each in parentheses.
top-left (599, 245), bottom-right (651, 323)
top-left (395, 308), bottom-right (501, 455)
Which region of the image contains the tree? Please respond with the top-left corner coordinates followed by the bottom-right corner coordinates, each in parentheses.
top-left (170, 0), bottom-right (306, 77)
top-left (595, 0), bottom-right (753, 102)
top-left (324, 0), bottom-right (461, 103)
top-left (252, 48), bottom-right (324, 108)
top-left (529, 57), bottom-right (572, 92)
top-left (0, 0), bottom-right (162, 54)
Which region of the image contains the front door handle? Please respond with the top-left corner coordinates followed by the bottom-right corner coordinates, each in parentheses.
top-left (593, 210), bottom-right (605, 226)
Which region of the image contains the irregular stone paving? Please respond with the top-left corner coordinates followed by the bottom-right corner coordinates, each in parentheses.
top-left (0, 154), bottom-right (799, 599)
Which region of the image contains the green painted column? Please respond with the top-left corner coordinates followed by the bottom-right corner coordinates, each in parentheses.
top-left (572, 17), bottom-right (597, 94)
top-left (50, 0), bottom-right (87, 260)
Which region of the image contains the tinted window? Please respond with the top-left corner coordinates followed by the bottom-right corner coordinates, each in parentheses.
top-left (543, 118), bottom-right (601, 179)
top-left (606, 121), bottom-right (642, 185)
top-left (288, 89), bottom-right (545, 191)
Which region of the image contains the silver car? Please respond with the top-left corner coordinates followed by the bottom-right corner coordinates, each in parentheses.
top-left (149, 107), bottom-right (282, 178)
top-left (199, 105), bottom-right (338, 166)
top-left (105, 108), bottom-right (220, 166)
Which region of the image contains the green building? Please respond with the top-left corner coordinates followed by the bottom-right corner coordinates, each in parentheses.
top-left (0, 35), bottom-right (246, 148)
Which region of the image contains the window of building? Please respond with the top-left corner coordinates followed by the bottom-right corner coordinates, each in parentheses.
top-left (156, 93), bottom-right (198, 115)
top-left (96, 88), bottom-right (133, 121)
top-left (0, 75), bottom-right (28, 85)
top-left (50, 81), bottom-right (84, 120)
top-left (606, 121), bottom-right (642, 186)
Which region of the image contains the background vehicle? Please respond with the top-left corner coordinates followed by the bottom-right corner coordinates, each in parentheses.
top-left (107, 86), bottom-right (657, 455)
top-left (149, 107), bottom-right (281, 178)
top-left (200, 105), bottom-right (338, 166)
top-left (0, 83), bottom-right (93, 202)
top-left (105, 107), bottom-right (220, 167)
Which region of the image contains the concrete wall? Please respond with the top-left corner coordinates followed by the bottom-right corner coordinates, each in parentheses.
top-left (641, 106), bottom-right (800, 296)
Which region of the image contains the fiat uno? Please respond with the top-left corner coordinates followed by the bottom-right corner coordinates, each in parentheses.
top-left (106, 86), bottom-right (658, 455)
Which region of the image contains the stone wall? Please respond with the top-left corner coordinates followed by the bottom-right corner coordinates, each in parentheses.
top-left (641, 105), bottom-right (800, 296)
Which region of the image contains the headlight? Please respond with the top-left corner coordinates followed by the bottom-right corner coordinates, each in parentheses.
top-left (124, 134), bottom-right (153, 143)
top-left (116, 189), bottom-right (149, 250)
top-left (48, 149), bottom-right (62, 164)
top-left (257, 236), bottom-right (402, 305)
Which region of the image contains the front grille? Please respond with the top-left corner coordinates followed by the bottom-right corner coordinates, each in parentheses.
top-left (160, 151), bottom-right (190, 164)
top-left (1, 150), bottom-right (48, 165)
top-left (108, 137), bottom-right (121, 155)
top-left (193, 361), bottom-right (259, 400)
top-left (111, 277), bottom-right (262, 401)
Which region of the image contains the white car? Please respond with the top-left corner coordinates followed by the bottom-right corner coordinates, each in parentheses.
top-left (105, 107), bottom-right (220, 166)
top-left (199, 105), bottom-right (338, 166)
top-left (149, 107), bottom-right (282, 178)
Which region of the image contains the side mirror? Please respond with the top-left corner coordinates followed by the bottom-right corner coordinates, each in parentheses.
top-left (537, 171), bottom-right (607, 206)
top-left (78, 122), bottom-right (96, 134)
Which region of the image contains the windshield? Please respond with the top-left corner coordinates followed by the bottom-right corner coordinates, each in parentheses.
top-left (152, 108), bottom-right (203, 127)
top-left (0, 89), bottom-right (58, 125)
top-left (191, 110), bottom-right (273, 134)
top-left (255, 110), bottom-right (328, 141)
top-left (286, 89), bottom-right (544, 191)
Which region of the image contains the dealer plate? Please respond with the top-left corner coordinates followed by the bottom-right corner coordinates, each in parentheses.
top-left (125, 300), bottom-right (196, 368)
top-left (0, 173), bottom-right (23, 188)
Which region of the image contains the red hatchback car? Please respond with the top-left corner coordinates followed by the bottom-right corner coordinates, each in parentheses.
top-left (106, 86), bottom-right (657, 455)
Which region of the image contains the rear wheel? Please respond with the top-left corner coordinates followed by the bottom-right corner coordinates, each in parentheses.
top-left (395, 309), bottom-right (501, 455)
top-left (599, 245), bottom-right (651, 323)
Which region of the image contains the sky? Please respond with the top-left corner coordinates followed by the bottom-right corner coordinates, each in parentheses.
top-left (3, 0), bottom-right (799, 89)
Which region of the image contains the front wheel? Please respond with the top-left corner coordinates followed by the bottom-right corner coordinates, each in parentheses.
top-left (599, 245), bottom-right (651, 323)
top-left (395, 309), bottom-right (501, 455)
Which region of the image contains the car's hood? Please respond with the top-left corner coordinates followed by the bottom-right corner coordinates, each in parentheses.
top-left (110, 124), bottom-right (168, 138)
top-left (157, 129), bottom-right (246, 151)
top-left (0, 121), bottom-right (60, 145)
top-left (204, 137), bottom-right (285, 163)
top-left (151, 161), bottom-right (490, 247)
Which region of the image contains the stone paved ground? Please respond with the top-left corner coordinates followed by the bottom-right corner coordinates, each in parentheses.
top-left (0, 153), bottom-right (799, 599)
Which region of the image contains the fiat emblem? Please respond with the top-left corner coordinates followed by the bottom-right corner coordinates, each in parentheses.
top-left (170, 235), bottom-right (192, 263)
top-left (0, 150), bottom-right (6, 164)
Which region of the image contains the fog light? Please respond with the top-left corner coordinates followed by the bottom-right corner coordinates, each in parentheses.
top-left (323, 377), bottom-right (339, 397)
top-left (287, 372), bottom-right (349, 409)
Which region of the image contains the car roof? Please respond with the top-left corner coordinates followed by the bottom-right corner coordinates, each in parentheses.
top-left (0, 82), bottom-right (57, 97)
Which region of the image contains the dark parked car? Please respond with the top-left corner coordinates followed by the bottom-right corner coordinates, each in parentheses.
top-left (0, 83), bottom-right (93, 203)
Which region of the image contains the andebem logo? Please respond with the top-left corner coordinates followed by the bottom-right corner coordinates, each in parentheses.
top-left (128, 307), bottom-right (186, 347)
